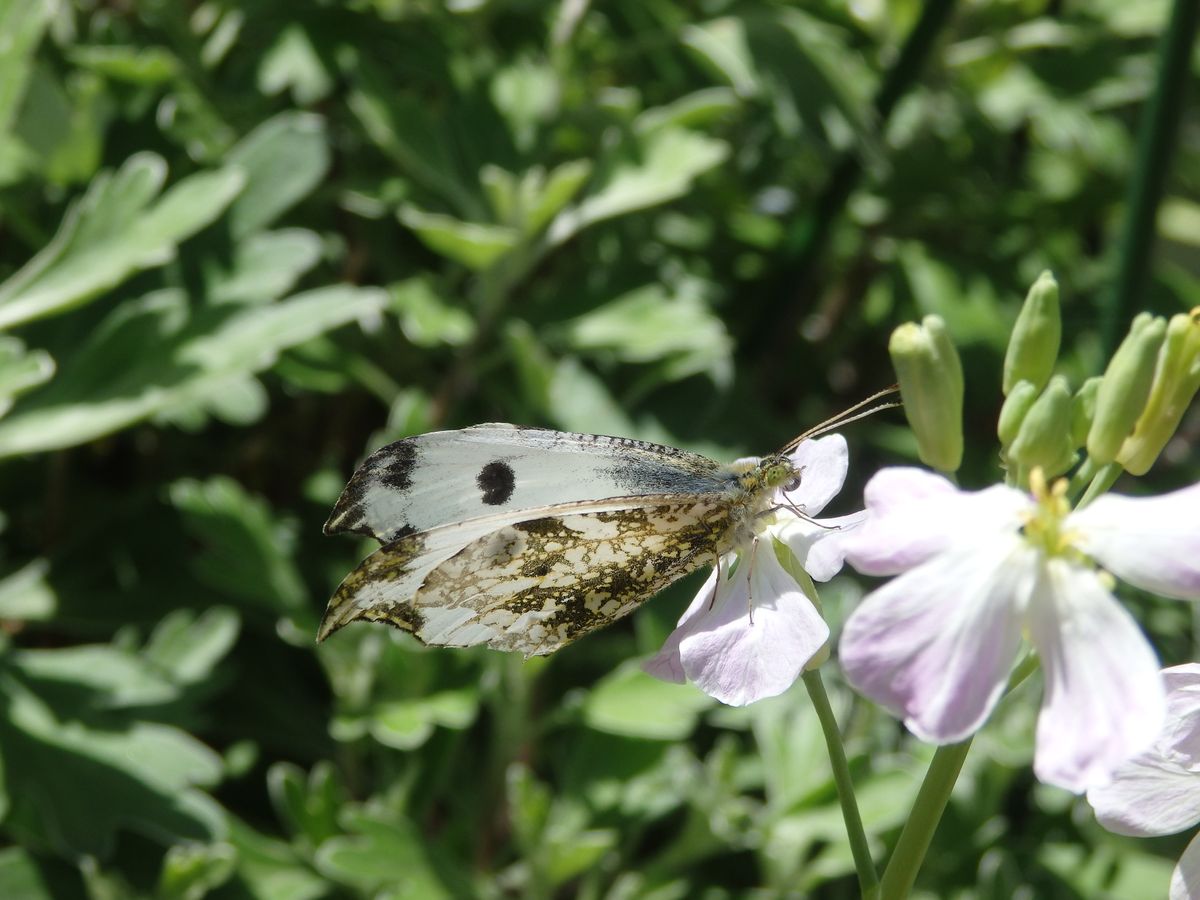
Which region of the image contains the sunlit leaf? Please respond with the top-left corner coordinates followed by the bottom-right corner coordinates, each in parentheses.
top-left (0, 154), bottom-right (245, 330)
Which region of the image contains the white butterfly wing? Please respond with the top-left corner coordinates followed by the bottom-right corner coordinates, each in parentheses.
top-left (320, 495), bottom-right (732, 654)
top-left (324, 424), bottom-right (733, 542)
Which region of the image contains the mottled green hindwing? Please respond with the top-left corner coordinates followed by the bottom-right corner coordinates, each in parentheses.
top-left (396, 499), bottom-right (731, 655)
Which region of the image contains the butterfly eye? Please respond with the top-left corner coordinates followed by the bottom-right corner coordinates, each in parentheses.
top-left (784, 474), bottom-right (802, 493)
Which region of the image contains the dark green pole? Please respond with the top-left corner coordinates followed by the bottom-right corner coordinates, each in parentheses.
top-left (1100, 0), bottom-right (1200, 357)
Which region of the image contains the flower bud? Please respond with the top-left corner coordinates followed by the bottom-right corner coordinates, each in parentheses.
top-left (1009, 375), bottom-right (1076, 478)
top-left (1116, 308), bottom-right (1200, 475)
top-left (1087, 312), bottom-right (1167, 465)
top-left (889, 316), bottom-right (964, 473)
top-left (1003, 271), bottom-right (1061, 396)
top-left (1069, 376), bottom-right (1102, 449)
top-left (998, 380), bottom-right (1038, 449)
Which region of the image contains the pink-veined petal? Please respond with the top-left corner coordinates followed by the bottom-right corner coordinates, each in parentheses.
top-left (1087, 752), bottom-right (1200, 836)
top-left (838, 534), bottom-right (1030, 744)
top-left (781, 434), bottom-right (848, 516)
top-left (1163, 665), bottom-right (1200, 769)
top-left (775, 510), bottom-right (866, 582)
top-left (840, 469), bottom-right (1030, 576)
top-left (1071, 484), bottom-right (1200, 601)
top-left (643, 566), bottom-right (722, 684)
top-left (1027, 559), bottom-right (1166, 793)
top-left (678, 543), bottom-right (829, 706)
top-left (1172, 832), bottom-right (1200, 900)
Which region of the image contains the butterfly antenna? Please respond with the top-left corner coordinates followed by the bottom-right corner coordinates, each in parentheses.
top-left (779, 385), bottom-right (901, 454)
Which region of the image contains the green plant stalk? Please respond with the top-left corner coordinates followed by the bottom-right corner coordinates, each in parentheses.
top-left (879, 654), bottom-right (1040, 898)
top-left (1099, 0), bottom-right (1200, 356)
top-left (803, 670), bottom-right (879, 898)
top-left (1077, 461), bottom-right (1122, 509)
top-left (879, 738), bottom-right (971, 900)
top-left (1066, 455), bottom-right (1099, 502)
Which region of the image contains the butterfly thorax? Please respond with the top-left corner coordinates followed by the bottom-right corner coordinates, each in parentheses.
top-left (718, 453), bottom-right (798, 552)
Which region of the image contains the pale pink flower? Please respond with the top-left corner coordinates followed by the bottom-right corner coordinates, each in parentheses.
top-left (838, 467), bottom-right (1200, 792)
top-left (1088, 664), bottom-right (1200, 900)
top-left (645, 434), bottom-right (861, 706)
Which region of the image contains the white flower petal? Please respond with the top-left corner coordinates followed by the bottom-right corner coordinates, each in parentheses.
top-left (840, 468), bottom-right (1030, 576)
top-left (1160, 665), bottom-right (1200, 769)
top-left (643, 567), bottom-right (721, 684)
top-left (775, 510), bottom-right (865, 582)
top-left (1071, 484), bottom-right (1200, 601)
top-left (1087, 752), bottom-right (1200, 837)
top-left (1172, 832), bottom-right (1200, 900)
top-left (679, 543), bottom-right (829, 706)
top-left (839, 534), bottom-right (1030, 744)
top-left (782, 434), bottom-right (848, 515)
top-left (1027, 559), bottom-right (1166, 793)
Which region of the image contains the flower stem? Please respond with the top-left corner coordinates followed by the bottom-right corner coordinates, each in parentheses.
top-left (878, 653), bottom-right (1039, 899)
top-left (802, 670), bottom-right (879, 898)
top-left (1077, 461), bottom-right (1121, 509)
top-left (1066, 455), bottom-right (1099, 503)
top-left (878, 738), bottom-right (971, 900)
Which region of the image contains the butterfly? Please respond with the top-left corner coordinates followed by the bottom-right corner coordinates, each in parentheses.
top-left (320, 392), bottom-right (894, 656)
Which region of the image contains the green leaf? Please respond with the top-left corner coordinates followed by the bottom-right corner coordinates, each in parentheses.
top-left (267, 761), bottom-right (345, 846)
top-left (365, 688), bottom-right (478, 750)
top-left (157, 843), bottom-right (237, 900)
top-left (257, 24), bottom-right (333, 104)
top-left (0, 0), bottom-right (53, 136)
top-left (68, 44), bottom-right (180, 84)
top-left (142, 607), bottom-right (241, 686)
top-left (390, 279), bottom-right (476, 346)
top-left (226, 817), bottom-right (329, 900)
top-left (204, 229), bottom-right (323, 305)
top-left (0, 847), bottom-right (55, 900)
top-left (548, 126), bottom-right (728, 245)
top-left (582, 661), bottom-right (713, 741)
top-left (0, 285), bottom-right (388, 456)
top-left (349, 83), bottom-right (481, 219)
top-left (169, 477), bottom-right (308, 623)
top-left (544, 829), bottom-right (616, 888)
top-left (397, 206), bottom-right (519, 270)
top-left (316, 811), bottom-right (465, 897)
top-left (224, 112), bottom-right (330, 238)
top-left (0, 337), bottom-right (54, 416)
top-left (0, 659), bottom-right (225, 857)
top-left (0, 559), bottom-right (56, 621)
top-left (546, 357), bottom-right (636, 436)
top-left (0, 154), bottom-right (245, 330)
top-left (558, 282), bottom-right (733, 383)
top-left (483, 160), bottom-right (593, 236)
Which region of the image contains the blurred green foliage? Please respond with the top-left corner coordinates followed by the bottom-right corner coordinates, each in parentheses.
top-left (0, 0), bottom-right (1196, 897)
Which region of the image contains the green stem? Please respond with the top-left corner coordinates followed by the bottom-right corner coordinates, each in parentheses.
top-left (1077, 461), bottom-right (1121, 509)
top-left (803, 670), bottom-right (879, 898)
top-left (878, 654), bottom-right (1040, 899)
top-left (879, 739), bottom-right (971, 900)
top-left (1066, 455), bottom-right (1100, 503)
top-left (1099, 0), bottom-right (1200, 357)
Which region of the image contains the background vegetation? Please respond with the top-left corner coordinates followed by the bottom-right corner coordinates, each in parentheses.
top-left (0, 0), bottom-right (1197, 896)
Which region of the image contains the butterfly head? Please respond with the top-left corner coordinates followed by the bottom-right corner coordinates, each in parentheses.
top-left (738, 453), bottom-right (800, 496)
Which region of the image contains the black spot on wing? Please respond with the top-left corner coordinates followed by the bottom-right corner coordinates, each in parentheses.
top-left (477, 460), bottom-right (515, 506)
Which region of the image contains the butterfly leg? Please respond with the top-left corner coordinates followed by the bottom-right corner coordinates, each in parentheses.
top-left (706, 554), bottom-right (724, 611)
top-left (745, 538), bottom-right (759, 626)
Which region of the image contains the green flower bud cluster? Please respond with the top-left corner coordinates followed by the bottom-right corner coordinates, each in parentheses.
top-left (997, 273), bottom-right (1077, 478)
top-left (1112, 308), bottom-right (1200, 475)
top-left (888, 269), bottom-right (1198, 488)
